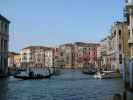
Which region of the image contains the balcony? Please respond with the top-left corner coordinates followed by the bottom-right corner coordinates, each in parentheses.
top-left (124, 8), bottom-right (130, 17)
top-left (125, 2), bottom-right (133, 7)
top-left (128, 38), bottom-right (133, 44)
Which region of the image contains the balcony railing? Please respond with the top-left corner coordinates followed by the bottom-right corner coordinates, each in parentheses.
top-left (125, 2), bottom-right (133, 7)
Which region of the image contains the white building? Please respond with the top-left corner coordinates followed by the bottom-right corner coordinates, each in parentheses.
top-left (20, 48), bottom-right (32, 64)
top-left (100, 36), bottom-right (111, 70)
top-left (45, 48), bottom-right (53, 67)
top-left (20, 46), bottom-right (48, 67)
top-left (8, 52), bottom-right (21, 68)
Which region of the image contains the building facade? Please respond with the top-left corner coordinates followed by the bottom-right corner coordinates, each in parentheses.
top-left (73, 42), bottom-right (99, 68)
top-left (53, 48), bottom-right (60, 67)
top-left (59, 43), bottom-right (74, 68)
top-left (100, 21), bottom-right (129, 72)
top-left (8, 52), bottom-right (15, 68)
top-left (59, 42), bottom-right (99, 69)
top-left (124, 0), bottom-right (133, 58)
top-left (100, 36), bottom-right (112, 71)
top-left (97, 45), bottom-right (102, 69)
top-left (14, 53), bottom-right (21, 68)
top-left (0, 15), bottom-right (10, 77)
top-left (20, 46), bottom-right (50, 67)
top-left (124, 0), bottom-right (133, 92)
top-left (110, 21), bottom-right (129, 72)
top-left (45, 48), bottom-right (54, 67)
top-left (8, 52), bottom-right (21, 68)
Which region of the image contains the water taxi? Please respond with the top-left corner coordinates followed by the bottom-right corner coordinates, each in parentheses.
top-left (94, 71), bottom-right (121, 79)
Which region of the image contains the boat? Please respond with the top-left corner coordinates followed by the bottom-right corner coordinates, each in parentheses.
top-left (82, 64), bottom-right (97, 75)
top-left (94, 71), bottom-right (121, 79)
top-left (13, 69), bottom-right (52, 80)
top-left (14, 74), bottom-right (51, 80)
top-left (82, 69), bottom-right (96, 75)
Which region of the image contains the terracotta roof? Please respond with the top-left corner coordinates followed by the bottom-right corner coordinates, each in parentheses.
top-left (22, 46), bottom-right (52, 50)
top-left (60, 43), bottom-right (74, 47)
top-left (74, 42), bottom-right (100, 47)
top-left (8, 52), bottom-right (19, 57)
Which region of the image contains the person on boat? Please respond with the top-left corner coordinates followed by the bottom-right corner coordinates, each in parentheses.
top-left (29, 70), bottom-right (34, 77)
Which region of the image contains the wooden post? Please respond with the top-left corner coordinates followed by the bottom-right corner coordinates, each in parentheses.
top-left (123, 56), bottom-right (127, 100)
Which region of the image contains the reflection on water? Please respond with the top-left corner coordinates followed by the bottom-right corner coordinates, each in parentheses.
top-left (0, 69), bottom-right (124, 100)
top-left (0, 78), bottom-right (8, 100)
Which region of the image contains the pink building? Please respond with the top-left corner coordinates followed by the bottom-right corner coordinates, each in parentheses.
top-left (59, 42), bottom-right (100, 68)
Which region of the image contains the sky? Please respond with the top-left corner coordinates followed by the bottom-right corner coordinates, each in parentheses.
top-left (0, 0), bottom-right (124, 52)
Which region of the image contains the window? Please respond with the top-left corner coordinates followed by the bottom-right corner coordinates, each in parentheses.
top-left (83, 48), bottom-right (87, 53)
top-left (119, 44), bottom-right (122, 51)
top-left (114, 30), bottom-right (116, 36)
top-left (29, 56), bottom-right (32, 60)
top-left (0, 21), bottom-right (1, 32)
top-left (4, 40), bottom-right (7, 51)
top-left (119, 30), bottom-right (121, 39)
top-left (5, 24), bottom-right (8, 33)
top-left (60, 52), bottom-right (63, 56)
top-left (1, 22), bottom-right (4, 33)
top-left (128, 30), bottom-right (130, 40)
top-left (38, 59), bottom-right (40, 62)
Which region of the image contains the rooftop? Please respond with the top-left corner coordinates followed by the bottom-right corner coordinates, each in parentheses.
top-left (0, 14), bottom-right (10, 23)
top-left (22, 46), bottom-right (52, 50)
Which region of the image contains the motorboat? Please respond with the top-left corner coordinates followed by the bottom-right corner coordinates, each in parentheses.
top-left (94, 71), bottom-right (121, 79)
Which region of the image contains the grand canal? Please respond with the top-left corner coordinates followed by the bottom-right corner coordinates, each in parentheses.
top-left (0, 69), bottom-right (124, 100)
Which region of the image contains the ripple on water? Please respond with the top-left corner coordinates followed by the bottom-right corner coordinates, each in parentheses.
top-left (0, 70), bottom-right (124, 100)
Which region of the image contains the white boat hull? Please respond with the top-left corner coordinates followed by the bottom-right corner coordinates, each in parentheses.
top-left (94, 71), bottom-right (121, 79)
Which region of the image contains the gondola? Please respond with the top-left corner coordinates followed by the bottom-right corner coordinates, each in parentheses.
top-left (14, 69), bottom-right (52, 80)
top-left (14, 74), bottom-right (51, 80)
top-left (82, 70), bottom-right (96, 75)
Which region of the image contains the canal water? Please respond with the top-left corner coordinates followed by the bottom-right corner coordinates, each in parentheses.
top-left (0, 69), bottom-right (124, 100)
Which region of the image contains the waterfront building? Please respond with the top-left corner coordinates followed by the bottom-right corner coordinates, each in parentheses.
top-left (96, 45), bottom-right (102, 69)
top-left (110, 21), bottom-right (129, 72)
top-left (53, 48), bottom-right (60, 67)
top-left (59, 43), bottom-right (74, 68)
top-left (34, 47), bottom-right (45, 67)
top-left (45, 48), bottom-right (54, 67)
top-left (8, 52), bottom-right (21, 68)
top-left (73, 42), bottom-right (99, 68)
top-left (100, 21), bottom-right (129, 72)
top-left (8, 52), bottom-right (16, 68)
top-left (100, 36), bottom-right (112, 71)
top-left (14, 53), bottom-right (21, 68)
top-left (59, 42), bottom-right (99, 69)
top-left (73, 42), bottom-right (85, 68)
top-left (0, 15), bottom-right (10, 77)
top-left (124, 0), bottom-right (133, 58)
top-left (124, 0), bottom-right (133, 92)
top-left (20, 46), bottom-right (33, 67)
top-left (20, 46), bottom-right (49, 67)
